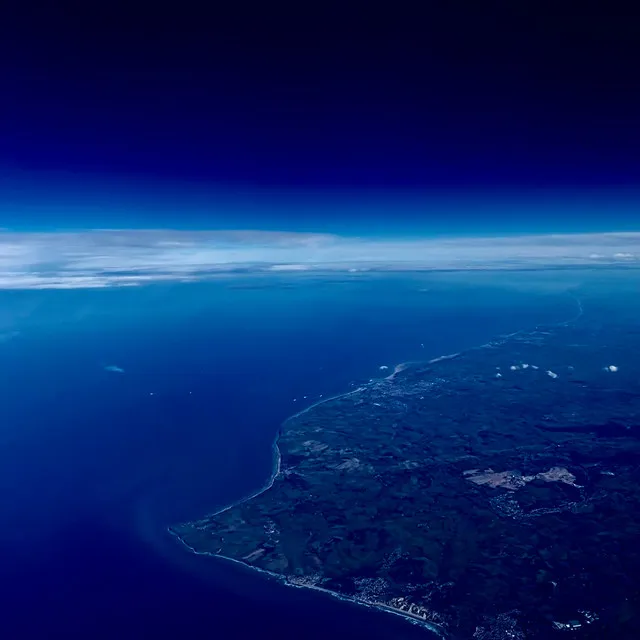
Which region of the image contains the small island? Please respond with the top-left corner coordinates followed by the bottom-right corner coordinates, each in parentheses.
top-left (172, 296), bottom-right (640, 638)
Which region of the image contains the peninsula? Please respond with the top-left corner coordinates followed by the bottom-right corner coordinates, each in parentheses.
top-left (172, 296), bottom-right (640, 638)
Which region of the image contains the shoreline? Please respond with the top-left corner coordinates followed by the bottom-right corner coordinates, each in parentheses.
top-left (168, 527), bottom-right (446, 637)
top-left (167, 291), bottom-right (585, 635)
top-left (175, 387), bottom-right (368, 529)
top-left (286, 385), bottom-right (368, 422)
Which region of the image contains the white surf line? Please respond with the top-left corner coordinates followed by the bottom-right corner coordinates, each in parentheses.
top-left (185, 443), bottom-right (282, 524)
top-left (287, 386), bottom-right (367, 422)
top-left (560, 293), bottom-right (584, 326)
top-left (381, 294), bottom-right (587, 390)
top-left (170, 387), bottom-right (368, 528)
top-left (385, 294), bottom-right (585, 382)
top-left (427, 352), bottom-right (461, 364)
top-left (168, 528), bottom-right (446, 637)
top-left (167, 380), bottom-right (447, 635)
top-left (169, 290), bottom-right (586, 633)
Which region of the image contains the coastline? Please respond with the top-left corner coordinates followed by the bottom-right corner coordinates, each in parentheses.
top-left (166, 377), bottom-right (447, 636)
top-left (170, 387), bottom-right (368, 530)
top-left (167, 291), bottom-right (585, 636)
top-left (168, 527), bottom-right (446, 637)
top-left (286, 386), bottom-right (368, 422)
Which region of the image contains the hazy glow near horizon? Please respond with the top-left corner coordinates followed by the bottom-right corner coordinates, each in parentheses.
top-left (0, 229), bottom-right (639, 289)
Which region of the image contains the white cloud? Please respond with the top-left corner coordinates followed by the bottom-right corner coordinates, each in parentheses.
top-left (0, 229), bottom-right (638, 289)
top-left (267, 264), bottom-right (312, 271)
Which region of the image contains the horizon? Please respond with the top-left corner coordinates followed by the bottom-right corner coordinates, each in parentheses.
top-left (0, 227), bottom-right (639, 289)
top-left (4, 5), bottom-right (640, 639)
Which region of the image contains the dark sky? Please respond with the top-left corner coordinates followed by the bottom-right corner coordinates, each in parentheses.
top-left (1, 4), bottom-right (640, 230)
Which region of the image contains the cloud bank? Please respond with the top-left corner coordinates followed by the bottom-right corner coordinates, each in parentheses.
top-left (0, 229), bottom-right (639, 289)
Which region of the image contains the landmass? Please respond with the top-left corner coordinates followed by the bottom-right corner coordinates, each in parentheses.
top-left (171, 290), bottom-right (640, 638)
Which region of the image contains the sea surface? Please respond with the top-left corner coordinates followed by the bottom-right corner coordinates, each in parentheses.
top-left (0, 271), bottom-right (584, 638)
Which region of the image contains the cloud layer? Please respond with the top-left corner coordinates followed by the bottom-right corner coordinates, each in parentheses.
top-left (0, 229), bottom-right (639, 289)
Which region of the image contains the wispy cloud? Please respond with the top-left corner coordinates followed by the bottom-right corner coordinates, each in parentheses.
top-left (0, 229), bottom-right (638, 289)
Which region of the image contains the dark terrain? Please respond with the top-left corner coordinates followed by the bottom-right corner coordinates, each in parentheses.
top-left (173, 290), bottom-right (640, 638)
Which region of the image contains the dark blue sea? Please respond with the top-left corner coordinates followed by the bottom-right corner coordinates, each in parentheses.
top-left (0, 272), bottom-right (579, 639)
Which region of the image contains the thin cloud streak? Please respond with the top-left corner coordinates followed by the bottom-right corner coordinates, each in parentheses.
top-left (0, 229), bottom-right (639, 289)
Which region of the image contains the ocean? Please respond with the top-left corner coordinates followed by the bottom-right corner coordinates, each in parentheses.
top-left (0, 272), bottom-right (580, 639)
